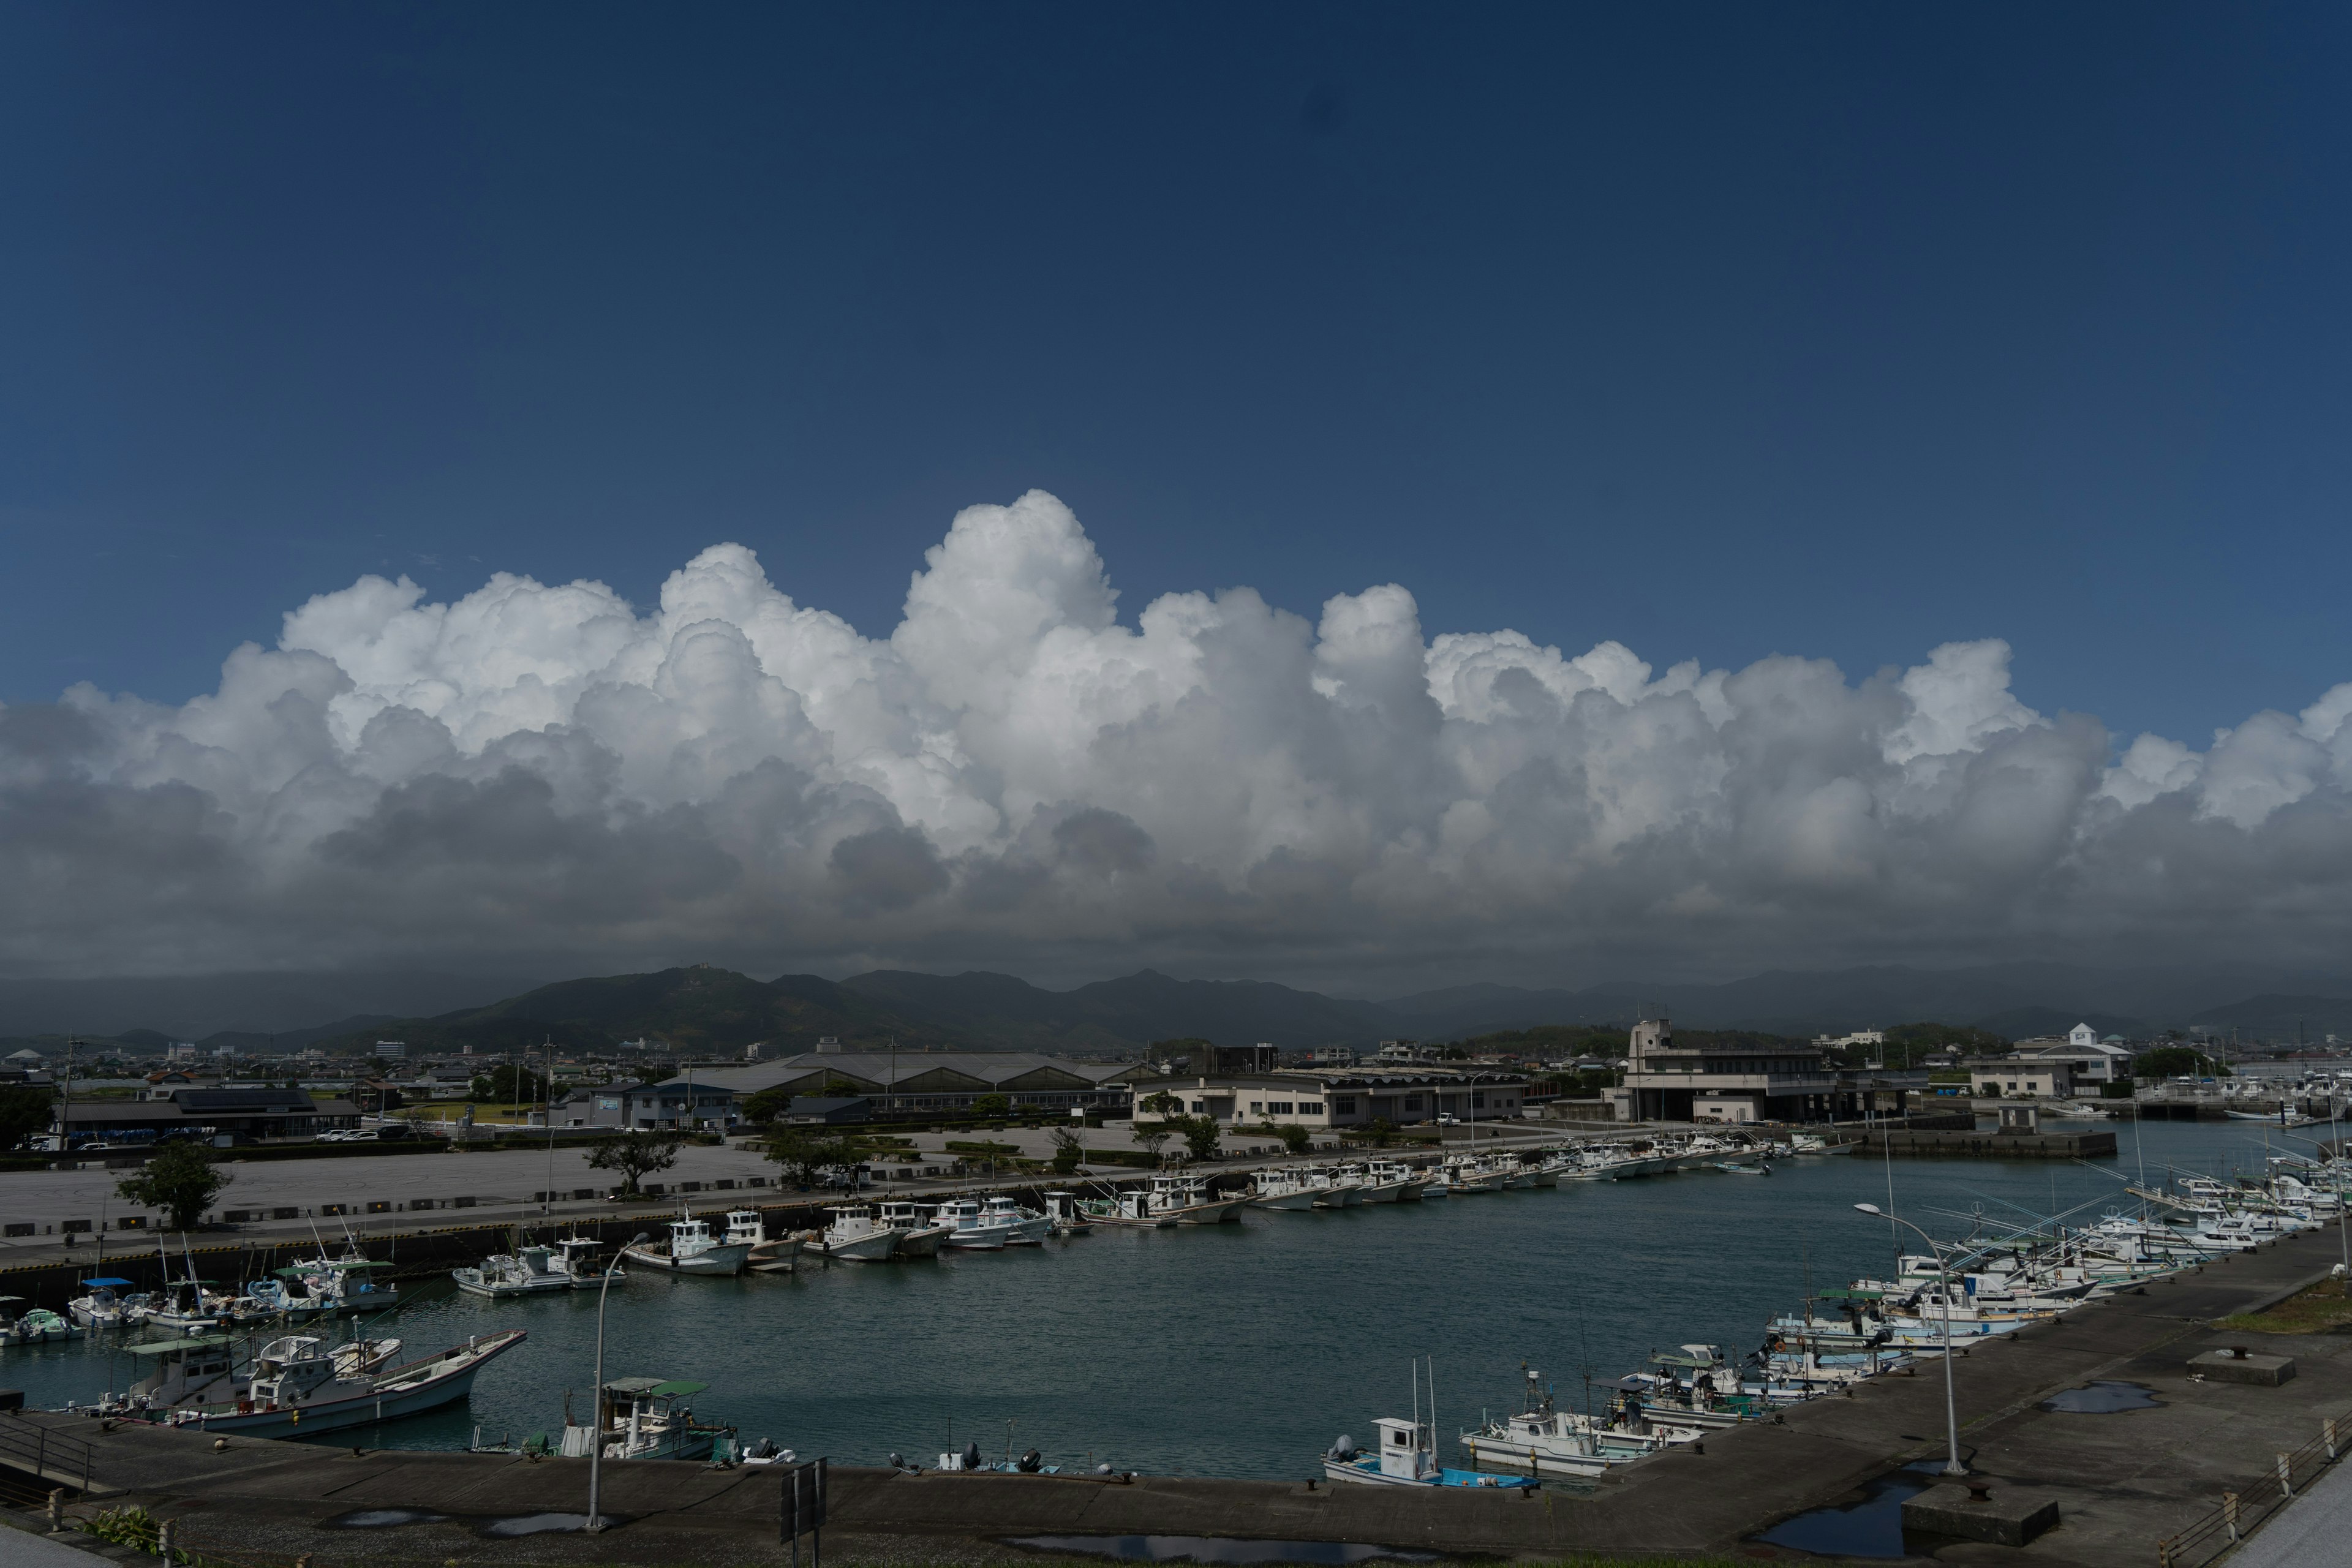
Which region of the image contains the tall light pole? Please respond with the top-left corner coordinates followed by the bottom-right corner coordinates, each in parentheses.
top-left (541, 1038), bottom-right (557, 1218)
top-left (1855, 1203), bottom-right (1966, 1476)
top-left (586, 1231), bottom-right (649, 1532)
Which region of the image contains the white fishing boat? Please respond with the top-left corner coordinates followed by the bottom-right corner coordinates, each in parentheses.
top-left (1145, 1173), bottom-right (1249, 1223)
top-left (277, 1242), bottom-right (401, 1314)
top-left (722, 1210), bottom-right (799, 1273)
top-left (0, 1299), bottom-right (78, 1345)
top-left (804, 1204), bottom-right (908, 1261)
top-left (936, 1197), bottom-right (1017, 1250)
top-left (1078, 1188), bottom-right (1178, 1227)
top-left (980, 1195), bottom-right (1054, 1245)
top-left (92, 1330), bottom-right (519, 1437)
top-left (621, 1215), bottom-right (752, 1276)
top-left (1323, 1362), bottom-right (1537, 1490)
top-left (1459, 1369), bottom-right (1690, 1479)
top-left (452, 1245), bottom-right (574, 1298)
top-left (880, 1200), bottom-right (956, 1256)
top-left (1041, 1191), bottom-right (1093, 1235)
top-left (1248, 1168), bottom-right (1323, 1212)
top-left (560, 1376), bottom-right (734, 1461)
top-left (1306, 1168), bottom-right (1366, 1207)
top-left (141, 1277), bottom-right (221, 1335)
top-left (1359, 1159), bottom-right (1430, 1202)
top-left (1431, 1158), bottom-right (1501, 1196)
top-left (66, 1278), bottom-right (148, 1331)
top-left (550, 1235), bottom-right (630, 1287)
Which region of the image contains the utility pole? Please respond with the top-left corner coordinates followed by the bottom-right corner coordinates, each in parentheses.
top-left (57, 1036), bottom-right (76, 1158)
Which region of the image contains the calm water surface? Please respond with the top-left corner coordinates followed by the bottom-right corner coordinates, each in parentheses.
top-left (2, 1120), bottom-right (2304, 1479)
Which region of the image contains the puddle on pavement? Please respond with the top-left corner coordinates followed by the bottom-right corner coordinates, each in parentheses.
top-left (478, 1513), bottom-right (595, 1537)
top-left (2042, 1381), bottom-right (2161, 1414)
top-left (1009, 1536), bottom-right (1438, 1564)
top-left (322, 1507), bottom-right (598, 1537)
top-left (1749, 1464), bottom-right (1945, 1558)
top-left (323, 1510), bottom-right (448, 1529)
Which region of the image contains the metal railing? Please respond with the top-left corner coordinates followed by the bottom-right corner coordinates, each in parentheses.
top-left (2156, 1408), bottom-right (2352, 1567)
top-left (0, 1414), bottom-right (96, 1494)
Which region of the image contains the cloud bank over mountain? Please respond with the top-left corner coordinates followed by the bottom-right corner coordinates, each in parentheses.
top-left (6, 490), bottom-right (2351, 986)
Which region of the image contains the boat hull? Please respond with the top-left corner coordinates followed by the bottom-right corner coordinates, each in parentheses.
top-left (165, 1332), bottom-right (526, 1436)
top-left (620, 1242), bottom-right (752, 1276)
top-left (806, 1229), bottom-right (903, 1262)
top-left (894, 1225), bottom-right (952, 1257)
top-left (1251, 1189), bottom-right (1319, 1212)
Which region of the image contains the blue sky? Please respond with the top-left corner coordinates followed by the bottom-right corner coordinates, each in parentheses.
top-left (7, 6), bottom-right (2352, 992)
top-left (5, 4), bottom-right (2346, 745)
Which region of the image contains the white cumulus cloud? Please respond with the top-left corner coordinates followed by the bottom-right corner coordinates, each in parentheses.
top-left (7, 488), bottom-right (2352, 983)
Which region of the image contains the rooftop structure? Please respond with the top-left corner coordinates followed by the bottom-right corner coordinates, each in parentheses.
top-left (1610, 1017), bottom-right (1920, 1124)
top-left (665, 1051), bottom-right (1146, 1120)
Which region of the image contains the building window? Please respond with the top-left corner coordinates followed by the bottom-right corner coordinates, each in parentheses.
top-left (1299, 1101), bottom-right (1324, 1114)
top-left (1189, 1099), bottom-right (1206, 1114)
top-left (1268, 1102), bottom-right (1293, 1115)
top-left (1333, 1096), bottom-right (1357, 1115)
top-left (1250, 1101), bottom-right (1264, 1114)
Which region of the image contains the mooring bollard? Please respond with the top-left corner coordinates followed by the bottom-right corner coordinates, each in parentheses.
top-left (2326, 1417), bottom-right (2339, 1461)
top-left (156, 1517), bottom-right (175, 1562)
top-left (2277, 1452), bottom-right (2293, 1499)
top-left (48, 1489), bottom-right (64, 1533)
top-left (2223, 1491), bottom-right (2240, 1542)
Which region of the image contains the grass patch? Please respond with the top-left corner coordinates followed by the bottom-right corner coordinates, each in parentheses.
top-left (2215, 1280), bottom-right (2352, 1335)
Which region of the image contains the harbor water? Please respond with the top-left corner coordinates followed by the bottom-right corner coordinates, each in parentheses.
top-left (0, 1119), bottom-right (2318, 1480)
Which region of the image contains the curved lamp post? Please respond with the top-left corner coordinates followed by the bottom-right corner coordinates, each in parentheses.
top-left (587, 1231), bottom-right (650, 1532)
top-left (1854, 1203), bottom-right (1966, 1476)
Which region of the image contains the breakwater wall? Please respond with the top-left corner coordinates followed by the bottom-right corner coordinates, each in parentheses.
top-left (1860, 1128), bottom-right (2117, 1158)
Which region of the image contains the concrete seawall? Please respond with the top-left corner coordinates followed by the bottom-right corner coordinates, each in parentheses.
top-left (1860, 1128), bottom-right (2119, 1158)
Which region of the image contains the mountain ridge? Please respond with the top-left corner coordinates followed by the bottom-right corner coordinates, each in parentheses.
top-left (12, 960), bottom-right (2351, 1058)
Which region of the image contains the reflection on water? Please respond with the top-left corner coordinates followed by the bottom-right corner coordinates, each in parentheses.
top-left (477, 1512), bottom-right (595, 1537)
top-left (1010, 1536), bottom-right (1434, 1564)
top-left (0, 1122), bottom-right (2268, 1480)
top-left (2041, 1380), bottom-right (2160, 1413)
top-left (1751, 1464), bottom-right (1943, 1558)
top-left (322, 1510), bottom-right (448, 1528)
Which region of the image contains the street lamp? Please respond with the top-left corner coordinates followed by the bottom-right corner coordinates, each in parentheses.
top-left (1853, 1203), bottom-right (1967, 1476)
top-left (587, 1231), bottom-right (649, 1532)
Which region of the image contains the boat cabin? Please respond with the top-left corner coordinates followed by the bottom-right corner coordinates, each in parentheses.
top-left (246, 1335), bottom-right (343, 1410)
top-left (124, 1330), bottom-right (243, 1409)
top-left (1372, 1416), bottom-right (1436, 1482)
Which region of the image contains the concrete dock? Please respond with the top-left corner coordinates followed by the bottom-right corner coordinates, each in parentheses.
top-left (4, 1224), bottom-right (2350, 1565)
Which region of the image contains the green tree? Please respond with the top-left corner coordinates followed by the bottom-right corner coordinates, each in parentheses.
top-left (766, 1127), bottom-right (862, 1188)
top-left (1049, 1126), bottom-right (1085, 1174)
top-left (1365, 1117), bottom-right (1395, 1148)
top-left (2135, 1046), bottom-right (2229, 1079)
top-left (1140, 1090), bottom-right (1182, 1119)
top-left (971, 1093), bottom-right (1011, 1120)
top-left (0, 1084), bottom-right (53, 1152)
top-left (741, 1085), bottom-right (796, 1125)
top-left (1131, 1120), bottom-right (1171, 1165)
top-left (1270, 1122), bottom-right (1311, 1155)
top-left (470, 1063), bottom-right (548, 1104)
top-left (115, 1143), bottom-right (230, 1231)
top-left (1175, 1114), bottom-right (1222, 1162)
top-left (585, 1130), bottom-right (682, 1194)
